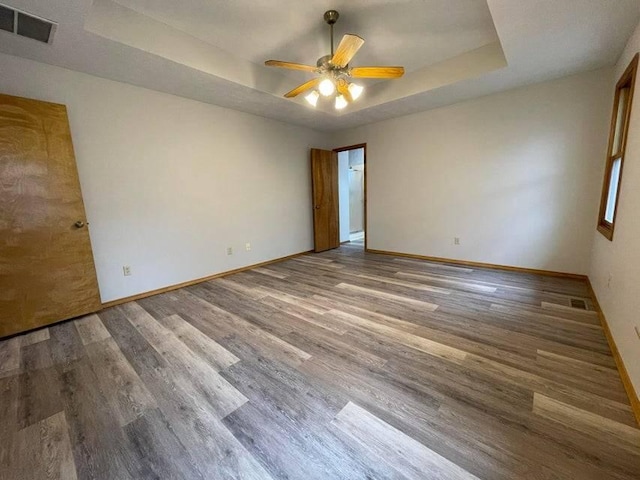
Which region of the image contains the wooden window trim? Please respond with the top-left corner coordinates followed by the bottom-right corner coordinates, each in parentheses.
top-left (597, 53), bottom-right (638, 241)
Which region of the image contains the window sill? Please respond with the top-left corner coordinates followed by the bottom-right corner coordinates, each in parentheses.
top-left (597, 223), bottom-right (614, 241)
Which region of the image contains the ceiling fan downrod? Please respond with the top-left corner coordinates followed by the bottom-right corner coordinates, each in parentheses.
top-left (324, 10), bottom-right (339, 57)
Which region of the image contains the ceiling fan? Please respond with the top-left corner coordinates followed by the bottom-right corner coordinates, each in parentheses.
top-left (264, 10), bottom-right (404, 110)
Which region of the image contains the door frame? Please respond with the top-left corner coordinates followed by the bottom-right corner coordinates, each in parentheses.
top-left (333, 143), bottom-right (367, 251)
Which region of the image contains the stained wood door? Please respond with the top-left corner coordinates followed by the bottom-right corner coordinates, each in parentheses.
top-left (0, 93), bottom-right (101, 338)
top-left (311, 148), bottom-right (339, 252)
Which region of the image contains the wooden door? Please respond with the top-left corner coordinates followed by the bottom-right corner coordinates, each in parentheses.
top-left (311, 148), bottom-right (339, 252)
top-left (0, 93), bottom-right (101, 338)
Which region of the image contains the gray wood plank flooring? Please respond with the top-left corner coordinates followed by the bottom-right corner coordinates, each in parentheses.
top-left (1, 244), bottom-right (639, 479)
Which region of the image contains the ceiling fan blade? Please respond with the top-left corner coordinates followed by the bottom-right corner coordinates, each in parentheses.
top-left (265, 60), bottom-right (318, 73)
top-left (350, 66), bottom-right (405, 78)
top-left (331, 34), bottom-right (365, 67)
top-left (284, 78), bottom-right (321, 98)
top-left (337, 79), bottom-right (353, 103)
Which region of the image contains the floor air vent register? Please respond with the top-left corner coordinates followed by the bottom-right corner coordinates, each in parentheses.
top-left (570, 298), bottom-right (588, 310)
top-left (0, 3), bottom-right (56, 44)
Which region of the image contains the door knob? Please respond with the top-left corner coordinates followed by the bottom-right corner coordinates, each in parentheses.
top-left (315, 205), bottom-right (320, 209)
top-left (75, 220), bottom-right (86, 228)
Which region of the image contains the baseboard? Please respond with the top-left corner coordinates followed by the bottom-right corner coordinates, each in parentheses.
top-left (101, 250), bottom-right (313, 309)
top-left (365, 249), bottom-right (587, 280)
top-left (586, 279), bottom-right (640, 427)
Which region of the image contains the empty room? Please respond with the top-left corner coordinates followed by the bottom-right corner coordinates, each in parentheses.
top-left (1, 1), bottom-right (640, 479)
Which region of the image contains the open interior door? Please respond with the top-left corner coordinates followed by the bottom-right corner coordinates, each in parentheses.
top-left (0, 93), bottom-right (101, 338)
top-left (310, 148), bottom-right (340, 252)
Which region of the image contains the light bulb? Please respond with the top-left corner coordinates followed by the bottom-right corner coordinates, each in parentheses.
top-left (348, 83), bottom-right (364, 100)
top-left (318, 78), bottom-right (335, 97)
top-left (305, 90), bottom-right (319, 107)
top-left (335, 94), bottom-right (348, 110)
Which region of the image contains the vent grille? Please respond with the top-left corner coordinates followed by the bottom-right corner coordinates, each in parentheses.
top-left (0, 5), bottom-right (13, 33)
top-left (570, 299), bottom-right (587, 310)
top-left (0, 4), bottom-right (56, 44)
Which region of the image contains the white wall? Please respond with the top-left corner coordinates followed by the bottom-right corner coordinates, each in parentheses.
top-left (332, 68), bottom-right (613, 274)
top-left (590, 21), bottom-right (640, 396)
top-left (0, 52), bottom-right (329, 303)
top-left (338, 151), bottom-right (351, 242)
top-left (349, 167), bottom-right (365, 233)
top-left (0, 51), bottom-right (622, 312)
top-left (348, 148), bottom-right (366, 234)
top-left (349, 148), bottom-right (364, 167)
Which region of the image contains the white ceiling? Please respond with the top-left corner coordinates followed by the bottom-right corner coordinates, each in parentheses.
top-left (114, 0), bottom-right (499, 74)
top-left (0, 0), bottom-right (638, 131)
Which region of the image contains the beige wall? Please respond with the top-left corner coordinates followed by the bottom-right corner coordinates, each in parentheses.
top-left (590, 21), bottom-right (640, 396)
top-left (332, 68), bottom-right (612, 275)
top-left (1, 49), bottom-right (629, 365)
top-left (0, 52), bottom-right (329, 303)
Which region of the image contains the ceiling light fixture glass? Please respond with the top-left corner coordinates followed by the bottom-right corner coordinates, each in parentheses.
top-left (305, 90), bottom-right (319, 107)
top-left (348, 83), bottom-right (364, 100)
top-left (318, 78), bottom-right (336, 96)
top-left (335, 94), bottom-right (348, 110)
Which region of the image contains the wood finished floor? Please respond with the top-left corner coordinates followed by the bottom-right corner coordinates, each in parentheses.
top-left (1, 244), bottom-right (639, 479)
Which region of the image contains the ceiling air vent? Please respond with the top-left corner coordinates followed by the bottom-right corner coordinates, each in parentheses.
top-left (0, 4), bottom-right (56, 44)
top-left (0, 5), bottom-right (14, 33)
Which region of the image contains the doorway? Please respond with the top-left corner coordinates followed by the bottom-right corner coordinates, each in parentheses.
top-left (335, 144), bottom-right (366, 250)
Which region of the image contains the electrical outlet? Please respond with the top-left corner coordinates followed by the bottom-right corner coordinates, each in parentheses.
top-left (454, 237), bottom-right (460, 245)
top-left (123, 265), bottom-right (132, 276)
top-left (245, 242), bottom-right (251, 251)
top-left (635, 326), bottom-right (640, 340)
top-left (226, 247), bottom-right (233, 255)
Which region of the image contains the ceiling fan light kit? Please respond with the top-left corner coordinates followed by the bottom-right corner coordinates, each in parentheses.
top-left (318, 78), bottom-right (336, 96)
top-left (305, 90), bottom-right (320, 107)
top-left (264, 9), bottom-right (404, 111)
top-left (348, 83), bottom-right (364, 100)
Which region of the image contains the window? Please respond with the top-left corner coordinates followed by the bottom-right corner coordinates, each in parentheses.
top-left (597, 54), bottom-right (638, 240)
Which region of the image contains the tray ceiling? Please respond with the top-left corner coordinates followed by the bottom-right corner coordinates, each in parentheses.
top-left (114, 0), bottom-right (499, 75)
top-left (0, 0), bottom-right (638, 131)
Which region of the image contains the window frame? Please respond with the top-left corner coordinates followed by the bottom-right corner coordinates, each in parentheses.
top-left (597, 53), bottom-right (639, 241)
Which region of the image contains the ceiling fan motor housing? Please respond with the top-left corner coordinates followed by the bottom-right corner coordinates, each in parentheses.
top-left (317, 55), bottom-right (333, 68)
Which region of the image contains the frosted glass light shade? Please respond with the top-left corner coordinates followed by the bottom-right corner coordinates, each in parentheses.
top-left (348, 83), bottom-right (364, 100)
top-left (305, 90), bottom-right (319, 107)
top-left (335, 94), bottom-right (348, 110)
top-left (319, 78), bottom-right (335, 96)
